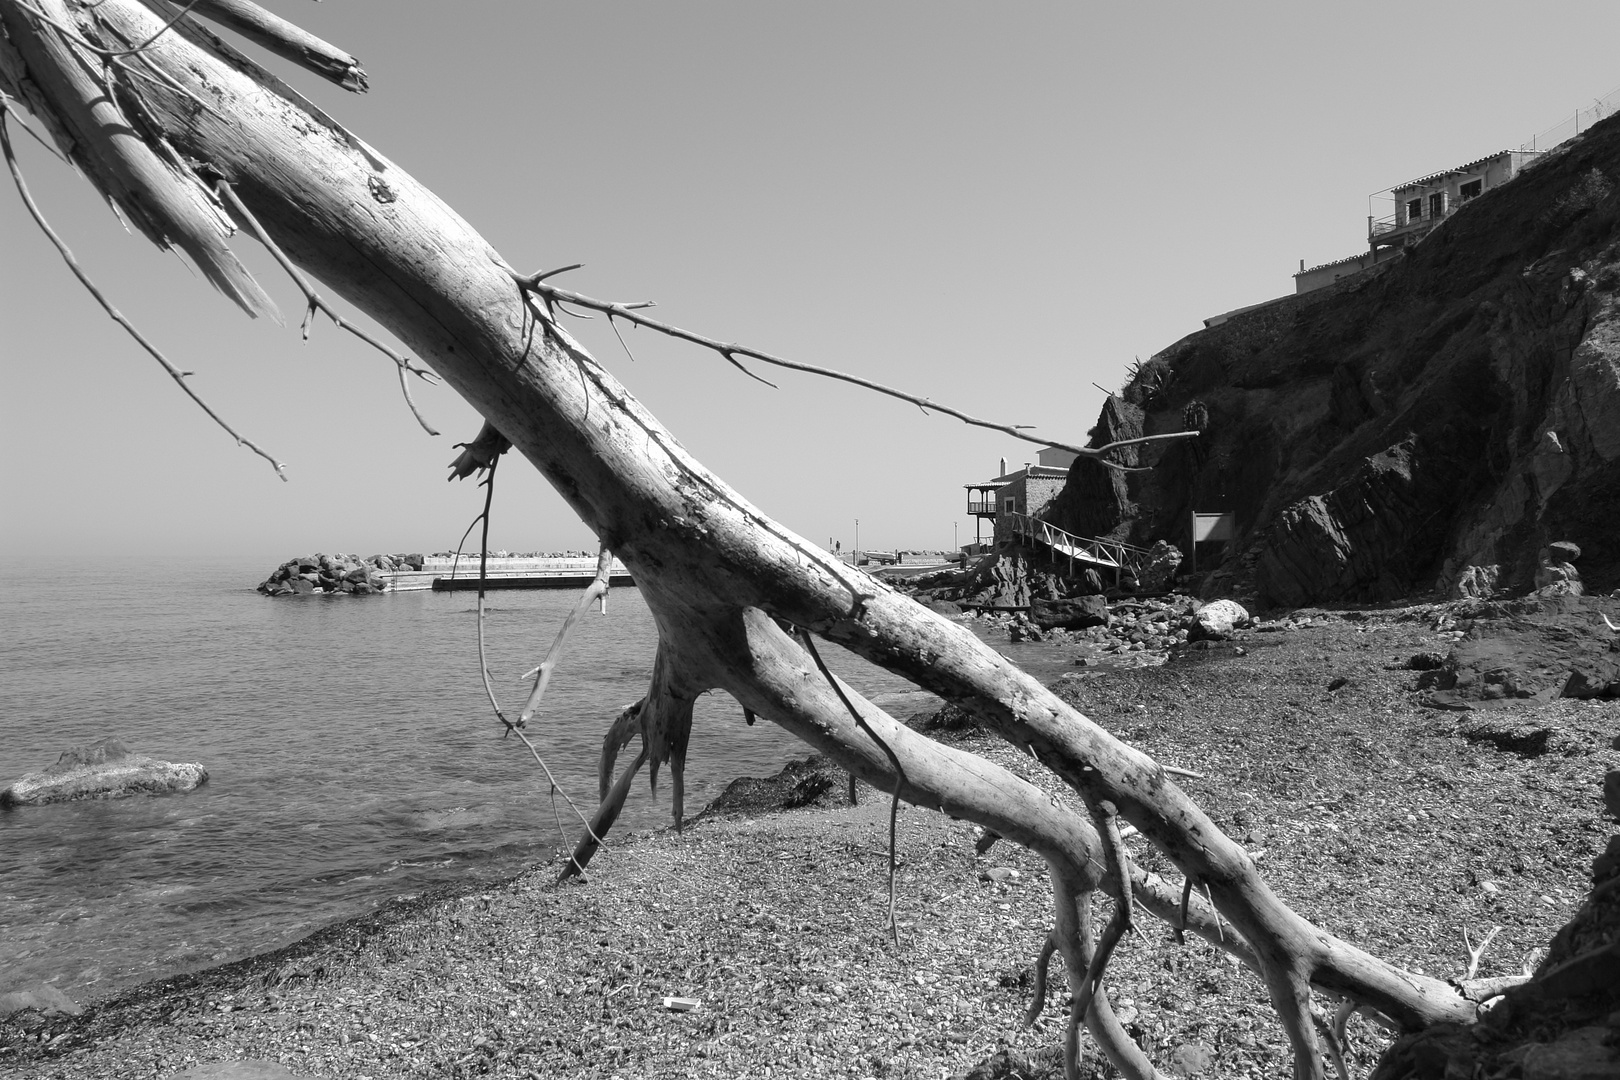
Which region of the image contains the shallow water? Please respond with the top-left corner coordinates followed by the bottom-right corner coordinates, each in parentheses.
top-left (0, 558), bottom-right (935, 1002)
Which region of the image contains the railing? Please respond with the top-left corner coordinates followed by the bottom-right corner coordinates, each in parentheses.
top-left (1369, 213), bottom-right (1401, 236)
top-left (967, 498), bottom-right (997, 515)
top-left (1004, 512), bottom-right (1152, 582)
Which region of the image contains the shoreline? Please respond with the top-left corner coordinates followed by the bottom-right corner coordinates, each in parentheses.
top-left (4, 608), bottom-right (1616, 1079)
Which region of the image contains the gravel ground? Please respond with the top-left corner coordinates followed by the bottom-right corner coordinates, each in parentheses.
top-left (3, 604), bottom-right (1616, 1080)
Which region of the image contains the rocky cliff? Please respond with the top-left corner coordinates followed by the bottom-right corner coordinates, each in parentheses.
top-left (1048, 114), bottom-right (1620, 608)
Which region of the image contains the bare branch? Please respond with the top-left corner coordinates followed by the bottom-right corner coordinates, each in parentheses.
top-left (185, 0), bottom-right (367, 91)
top-left (214, 180), bottom-right (441, 435)
top-left (0, 99), bottom-right (286, 479)
top-left (1054, 872), bottom-right (1166, 1080)
top-left (516, 545), bottom-right (614, 726)
top-left (1457, 974), bottom-right (1530, 1003)
top-left (802, 630), bottom-right (907, 944)
top-left (1325, 999), bottom-right (1357, 1080)
top-left (1273, 973), bottom-right (1327, 1080)
top-left (455, 457), bottom-right (606, 854)
top-left (470, 460), bottom-right (507, 728)
top-left (1462, 925), bottom-right (1502, 981)
top-left (1097, 801), bottom-right (1134, 933)
top-left (3, 104), bottom-right (67, 162)
top-left (1070, 895), bottom-right (1129, 1024)
top-left (1023, 930), bottom-right (1057, 1027)
top-left (560, 745), bottom-right (643, 882)
top-left (91, 0), bottom-right (205, 58)
top-left (512, 273), bottom-right (1199, 468)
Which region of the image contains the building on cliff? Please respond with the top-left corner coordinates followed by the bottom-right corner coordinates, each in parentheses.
top-left (1367, 150), bottom-right (1537, 255)
top-left (1047, 108), bottom-right (1620, 606)
top-left (964, 448), bottom-right (1075, 547)
top-left (1291, 150), bottom-right (1538, 297)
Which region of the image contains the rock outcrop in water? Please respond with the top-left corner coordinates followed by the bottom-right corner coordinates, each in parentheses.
top-left (0, 737), bottom-right (207, 808)
top-left (257, 552), bottom-right (423, 596)
top-left (1044, 112), bottom-right (1620, 608)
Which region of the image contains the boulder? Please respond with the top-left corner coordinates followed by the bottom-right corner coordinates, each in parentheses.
top-left (1, 737), bottom-right (207, 808)
top-left (958, 549), bottom-right (1064, 609)
top-left (1549, 540), bottom-right (1583, 564)
top-left (1534, 544), bottom-right (1585, 597)
top-left (1031, 595), bottom-right (1108, 630)
top-left (1188, 599), bottom-right (1251, 641)
top-left (1136, 540), bottom-right (1183, 593)
top-left (1452, 564), bottom-right (1500, 600)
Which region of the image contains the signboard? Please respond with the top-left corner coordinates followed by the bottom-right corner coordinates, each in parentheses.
top-left (1189, 512), bottom-right (1234, 573)
top-left (1191, 512), bottom-right (1234, 543)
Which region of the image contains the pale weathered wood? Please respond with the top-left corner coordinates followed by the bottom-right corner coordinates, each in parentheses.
top-left (1, 0), bottom-right (275, 316)
top-left (184, 0), bottom-right (368, 91)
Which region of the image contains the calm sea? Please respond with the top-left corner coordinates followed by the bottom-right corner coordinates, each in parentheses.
top-left (0, 558), bottom-right (943, 1005)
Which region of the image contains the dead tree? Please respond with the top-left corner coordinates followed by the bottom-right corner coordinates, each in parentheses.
top-left (0, 4), bottom-right (1516, 1076)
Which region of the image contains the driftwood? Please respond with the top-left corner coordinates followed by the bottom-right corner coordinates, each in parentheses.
top-left (0, 4), bottom-right (1506, 1076)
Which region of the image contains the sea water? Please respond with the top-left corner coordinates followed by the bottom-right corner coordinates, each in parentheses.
top-left (0, 557), bottom-right (935, 1002)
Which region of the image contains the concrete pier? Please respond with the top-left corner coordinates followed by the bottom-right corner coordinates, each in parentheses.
top-left (379, 556), bottom-right (634, 592)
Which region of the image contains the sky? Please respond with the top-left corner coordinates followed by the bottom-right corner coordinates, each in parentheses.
top-left (3, 2), bottom-right (1619, 565)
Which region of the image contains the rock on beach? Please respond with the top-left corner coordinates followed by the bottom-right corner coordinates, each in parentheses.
top-left (0, 737), bottom-right (207, 808)
top-left (1189, 599), bottom-right (1252, 641)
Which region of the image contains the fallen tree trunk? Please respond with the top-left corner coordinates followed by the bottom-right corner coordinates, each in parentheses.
top-left (0, 4), bottom-right (1500, 1075)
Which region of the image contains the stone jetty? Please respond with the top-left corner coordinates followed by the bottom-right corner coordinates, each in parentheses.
top-left (256, 553), bottom-right (424, 596)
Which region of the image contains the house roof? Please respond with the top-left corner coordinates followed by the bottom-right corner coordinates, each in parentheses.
top-left (1296, 252), bottom-right (1368, 276)
top-left (1390, 150), bottom-right (1520, 194)
top-left (964, 466), bottom-right (1071, 488)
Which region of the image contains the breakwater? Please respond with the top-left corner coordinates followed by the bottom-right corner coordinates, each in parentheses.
top-left (258, 554), bottom-right (634, 593)
top-left (256, 552), bottom-right (423, 595)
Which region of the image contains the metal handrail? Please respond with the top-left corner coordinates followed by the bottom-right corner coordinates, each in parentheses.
top-left (1004, 513), bottom-right (1152, 581)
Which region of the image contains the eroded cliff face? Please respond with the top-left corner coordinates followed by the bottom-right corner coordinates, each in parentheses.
top-left (1049, 114), bottom-right (1620, 607)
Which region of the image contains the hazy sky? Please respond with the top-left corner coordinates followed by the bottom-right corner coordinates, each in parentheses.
top-left (3, 2), bottom-right (1617, 564)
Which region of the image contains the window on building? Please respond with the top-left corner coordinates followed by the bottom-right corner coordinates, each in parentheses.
top-left (1459, 178), bottom-right (1483, 201)
top-left (1003, 497), bottom-right (1016, 515)
top-left (1406, 197), bottom-right (1423, 223)
top-left (1429, 191), bottom-right (1447, 218)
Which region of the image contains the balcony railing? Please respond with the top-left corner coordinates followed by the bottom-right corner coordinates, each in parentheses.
top-left (967, 498), bottom-right (997, 515)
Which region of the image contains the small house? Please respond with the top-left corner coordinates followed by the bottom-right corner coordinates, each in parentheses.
top-left (1291, 149), bottom-right (1537, 298)
top-left (1368, 150), bottom-right (1534, 253)
top-left (965, 453), bottom-right (1071, 546)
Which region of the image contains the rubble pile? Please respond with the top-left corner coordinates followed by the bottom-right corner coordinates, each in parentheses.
top-left (994, 594), bottom-right (1255, 664)
top-left (256, 552), bottom-right (424, 596)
